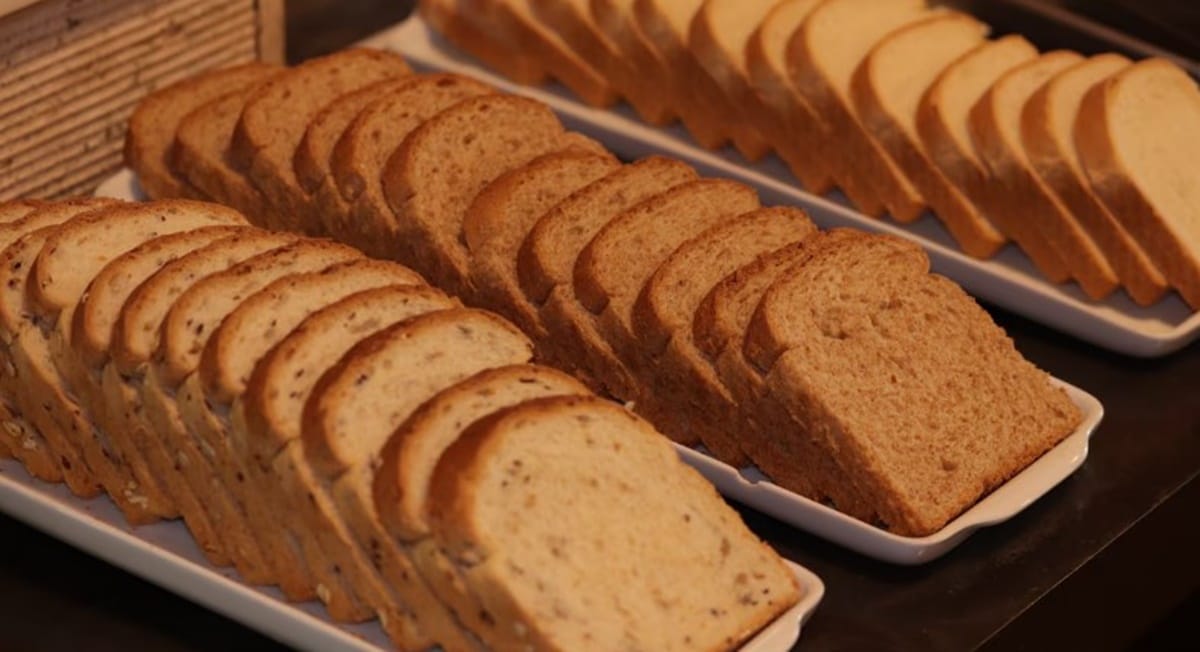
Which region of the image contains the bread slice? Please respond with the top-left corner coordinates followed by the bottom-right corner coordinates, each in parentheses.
top-left (787, 0), bottom-right (930, 220)
top-left (744, 0), bottom-right (835, 194)
top-left (230, 48), bottom-right (412, 234)
top-left (127, 62), bottom-right (280, 200)
top-left (427, 395), bottom-right (800, 651)
top-left (1024, 55), bottom-right (1168, 306)
top-left (381, 94), bottom-right (571, 295)
top-left (743, 230), bottom-right (1081, 534)
top-left (235, 285), bottom-right (463, 641)
top-left (373, 364), bottom-right (590, 643)
top-left (591, 0), bottom-right (681, 122)
top-left (330, 74), bottom-right (493, 258)
top-left (850, 12), bottom-right (1006, 257)
top-left (463, 150), bottom-right (619, 336)
top-left (419, 0), bottom-right (547, 85)
top-left (0, 200), bottom-right (43, 224)
top-left (632, 207), bottom-right (818, 466)
top-left (969, 51), bottom-right (1121, 299)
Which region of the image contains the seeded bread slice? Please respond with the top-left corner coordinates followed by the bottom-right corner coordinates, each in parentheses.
top-left (463, 150), bottom-right (619, 336)
top-left (330, 74), bottom-right (493, 258)
top-left (373, 364), bottom-right (590, 642)
top-left (427, 395), bottom-right (800, 651)
top-left (744, 0), bottom-right (835, 193)
top-left (969, 51), bottom-right (1121, 299)
top-left (419, 0), bottom-right (547, 85)
top-left (850, 12), bottom-right (1005, 257)
top-left (230, 48), bottom-right (412, 234)
top-left (382, 94), bottom-right (571, 295)
top-left (126, 62), bottom-right (280, 200)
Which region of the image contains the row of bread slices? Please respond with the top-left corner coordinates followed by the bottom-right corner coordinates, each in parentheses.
top-left (0, 197), bottom-right (800, 651)
top-left (423, 0), bottom-right (1200, 309)
top-left (125, 49), bottom-right (1081, 538)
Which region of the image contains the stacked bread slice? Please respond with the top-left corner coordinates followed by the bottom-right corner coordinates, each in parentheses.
top-left (0, 196), bottom-right (801, 650)
top-left (125, 50), bottom-right (1082, 539)
top-left (428, 0), bottom-right (1200, 310)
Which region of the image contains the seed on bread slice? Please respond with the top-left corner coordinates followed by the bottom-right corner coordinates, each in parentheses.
top-left (427, 395), bottom-right (800, 651)
top-left (463, 150), bottom-right (619, 336)
top-left (419, 0), bottom-right (547, 85)
top-left (969, 51), bottom-right (1121, 299)
top-left (127, 62), bottom-right (280, 200)
top-left (850, 12), bottom-right (1005, 257)
top-left (1075, 58), bottom-right (1200, 308)
top-left (230, 48), bottom-right (412, 234)
top-left (1022, 54), bottom-right (1168, 306)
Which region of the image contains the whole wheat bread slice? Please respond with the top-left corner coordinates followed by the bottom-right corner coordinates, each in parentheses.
top-left (591, 0), bottom-right (681, 123)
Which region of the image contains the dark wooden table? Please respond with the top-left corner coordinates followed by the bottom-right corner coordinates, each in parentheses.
top-left (2, 1), bottom-right (1197, 650)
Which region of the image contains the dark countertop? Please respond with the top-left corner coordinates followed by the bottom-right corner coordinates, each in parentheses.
top-left (2, 1), bottom-right (1197, 650)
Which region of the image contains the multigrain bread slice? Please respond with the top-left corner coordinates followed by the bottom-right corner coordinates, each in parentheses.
top-left (381, 94), bottom-right (573, 295)
top-left (744, 0), bottom-right (835, 194)
top-left (786, 0), bottom-right (930, 220)
top-left (742, 230), bottom-right (1081, 534)
top-left (419, 0), bottom-right (547, 85)
top-left (235, 285), bottom-right (463, 640)
top-left (329, 74), bottom-right (494, 258)
top-left (850, 12), bottom-right (1006, 258)
top-left (462, 150), bottom-right (619, 336)
top-left (1024, 54), bottom-right (1168, 306)
top-left (632, 207), bottom-right (818, 466)
top-left (301, 309), bottom-right (534, 650)
top-left (427, 395), bottom-right (800, 651)
top-left (230, 48), bottom-right (412, 234)
top-left (127, 62), bottom-right (281, 200)
top-left (373, 364), bottom-right (591, 643)
top-left (969, 51), bottom-right (1121, 299)
top-left (1076, 58), bottom-right (1200, 309)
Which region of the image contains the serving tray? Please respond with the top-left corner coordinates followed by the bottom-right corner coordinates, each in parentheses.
top-left (361, 15), bottom-right (1200, 359)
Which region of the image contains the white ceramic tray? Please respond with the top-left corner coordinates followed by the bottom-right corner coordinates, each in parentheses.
top-left (0, 456), bottom-right (824, 651)
top-left (362, 15), bottom-right (1200, 359)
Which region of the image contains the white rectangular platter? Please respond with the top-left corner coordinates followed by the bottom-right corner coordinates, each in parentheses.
top-left (367, 15), bottom-right (1200, 359)
top-left (0, 456), bottom-right (824, 651)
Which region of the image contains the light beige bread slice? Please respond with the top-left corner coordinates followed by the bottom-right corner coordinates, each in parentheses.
top-left (850, 12), bottom-right (1006, 258)
top-left (127, 62), bottom-right (281, 200)
top-left (330, 74), bottom-right (494, 258)
top-left (744, 0), bottom-right (835, 194)
top-left (462, 150), bottom-right (619, 336)
top-left (230, 48), bottom-right (412, 234)
top-left (382, 94), bottom-right (573, 295)
top-left (1076, 58), bottom-right (1200, 309)
top-left (427, 395), bottom-right (800, 651)
top-left (1024, 55), bottom-right (1168, 306)
top-left (969, 51), bottom-right (1121, 299)
top-left (302, 308), bottom-right (533, 650)
top-left (632, 207), bottom-right (818, 466)
top-left (419, 0), bottom-right (547, 85)
top-left (374, 364), bottom-right (591, 643)
top-left (743, 230), bottom-right (1081, 534)
top-left (235, 285), bottom-right (463, 641)
top-left (591, 0), bottom-right (681, 122)
top-left (787, 0), bottom-right (930, 220)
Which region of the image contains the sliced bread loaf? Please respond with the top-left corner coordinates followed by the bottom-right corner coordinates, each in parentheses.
top-left (419, 0), bottom-right (547, 85)
top-left (591, 0), bottom-right (681, 122)
top-left (427, 395), bottom-right (800, 651)
top-left (850, 12), bottom-right (1006, 258)
top-left (969, 51), bottom-right (1121, 299)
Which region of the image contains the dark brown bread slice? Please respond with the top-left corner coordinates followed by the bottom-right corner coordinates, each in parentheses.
top-left (426, 395), bottom-right (800, 651)
top-left (631, 207), bottom-right (817, 466)
top-left (419, 0), bottom-right (548, 85)
top-left (462, 150), bottom-right (619, 336)
top-left (381, 94), bottom-right (571, 295)
top-left (230, 48), bottom-right (412, 234)
top-left (329, 74), bottom-right (493, 258)
top-left (743, 230), bottom-right (1081, 534)
top-left (373, 364), bottom-right (590, 643)
top-left (127, 62), bottom-right (281, 200)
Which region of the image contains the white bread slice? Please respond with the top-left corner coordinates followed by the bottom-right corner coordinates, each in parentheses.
top-left (427, 395), bottom-right (800, 651)
top-left (1023, 54), bottom-right (1168, 306)
top-left (969, 51), bottom-right (1121, 299)
top-left (787, 0), bottom-right (930, 220)
top-left (743, 0), bottom-right (835, 194)
top-left (419, 0), bottom-right (547, 85)
top-left (1076, 58), bottom-right (1200, 309)
top-left (850, 12), bottom-right (1006, 258)
top-left (373, 364), bottom-right (590, 643)
top-left (590, 0), bottom-right (680, 123)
